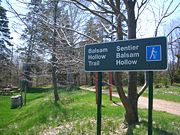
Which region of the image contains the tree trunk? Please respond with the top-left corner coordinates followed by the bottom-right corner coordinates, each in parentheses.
top-left (127, 72), bottom-right (139, 123)
top-left (85, 73), bottom-right (88, 85)
top-left (114, 2), bottom-right (138, 124)
top-left (126, 1), bottom-right (139, 124)
top-left (114, 1), bottom-right (139, 125)
top-left (76, 73), bottom-right (80, 86)
top-left (170, 78), bottom-right (173, 86)
top-left (52, 0), bottom-right (59, 102)
top-left (25, 36), bottom-right (33, 88)
top-left (90, 72), bottom-right (94, 86)
top-left (52, 62), bottom-right (59, 101)
top-left (115, 72), bottom-right (137, 125)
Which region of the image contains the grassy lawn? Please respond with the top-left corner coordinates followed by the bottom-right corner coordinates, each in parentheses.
top-left (99, 84), bottom-right (180, 102)
top-left (0, 87), bottom-right (180, 134)
top-left (141, 85), bottom-right (180, 102)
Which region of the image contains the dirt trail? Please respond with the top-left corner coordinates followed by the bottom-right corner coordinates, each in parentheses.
top-left (80, 86), bottom-right (180, 116)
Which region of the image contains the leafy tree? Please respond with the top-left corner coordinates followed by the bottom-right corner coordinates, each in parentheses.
top-left (19, 0), bottom-right (88, 100)
top-left (0, 4), bottom-right (12, 61)
top-left (0, 3), bottom-right (13, 87)
top-left (19, 0), bottom-right (44, 88)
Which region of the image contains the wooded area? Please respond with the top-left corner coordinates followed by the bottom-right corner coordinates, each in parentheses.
top-left (0, 0), bottom-right (179, 127)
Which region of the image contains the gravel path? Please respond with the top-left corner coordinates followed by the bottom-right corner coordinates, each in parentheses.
top-left (80, 86), bottom-right (180, 116)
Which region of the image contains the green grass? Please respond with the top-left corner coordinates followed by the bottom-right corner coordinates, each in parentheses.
top-left (0, 87), bottom-right (180, 134)
top-left (99, 84), bottom-right (180, 102)
top-left (141, 85), bottom-right (180, 102)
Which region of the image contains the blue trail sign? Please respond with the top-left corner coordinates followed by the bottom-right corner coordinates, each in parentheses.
top-left (146, 45), bottom-right (161, 61)
top-left (84, 37), bottom-right (167, 71)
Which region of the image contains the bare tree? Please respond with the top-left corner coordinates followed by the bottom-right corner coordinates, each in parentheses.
top-left (52, 0), bottom-right (59, 101)
top-left (151, 0), bottom-right (180, 37)
top-left (65, 0), bottom-right (150, 125)
top-left (148, 0), bottom-right (180, 85)
top-left (167, 21), bottom-right (180, 85)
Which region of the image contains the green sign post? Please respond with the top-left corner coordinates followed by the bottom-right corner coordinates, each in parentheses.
top-left (148, 71), bottom-right (153, 135)
top-left (84, 37), bottom-right (167, 135)
top-left (97, 72), bottom-right (102, 135)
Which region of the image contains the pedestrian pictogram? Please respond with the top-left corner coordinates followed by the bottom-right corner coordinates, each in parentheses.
top-left (146, 45), bottom-right (161, 61)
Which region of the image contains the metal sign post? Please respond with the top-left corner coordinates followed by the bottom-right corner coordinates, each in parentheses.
top-left (148, 71), bottom-right (153, 135)
top-left (109, 72), bottom-right (112, 101)
top-left (97, 72), bottom-right (102, 135)
top-left (95, 73), bottom-right (98, 104)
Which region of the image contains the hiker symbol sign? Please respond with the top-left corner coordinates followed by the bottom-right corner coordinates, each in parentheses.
top-left (146, 45), bottom-right (161, 61)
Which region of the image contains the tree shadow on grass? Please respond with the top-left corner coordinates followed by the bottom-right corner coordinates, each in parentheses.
top-left (26, 95), bottom-right (45, 102)
top-left (54, 101), bottom-right (62, 109)
top-left (24, 87), bottom-right (53, 102)
top-left (27, 87), bottom-right (52, 93)
top-left (27, 86), bottom-right (81, 94)
top-left (53, 101), bottom-right (69, 122)
top-left (126, 125), bottom-right (135, 135)
top-left (126, 120), bottom-right (174, 135)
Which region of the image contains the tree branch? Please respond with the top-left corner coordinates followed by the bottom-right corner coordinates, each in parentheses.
top-left (136, 0), bottom-right (150, 21)
top-left (154, 0), bottom-right (180, 36)
top-left (69, 0), bottom-right (117, 29)
top-left (167, 26), bottom-right (180, 37)
top-left (5, 0), bottom-right (29, 29)
top-left (138, 72), bottom-right (148, 98)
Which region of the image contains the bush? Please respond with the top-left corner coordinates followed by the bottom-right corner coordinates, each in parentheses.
top-left (65, 85), bottom-right (80, 91)
top-left (155, 84), bottom-right (162, 88)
